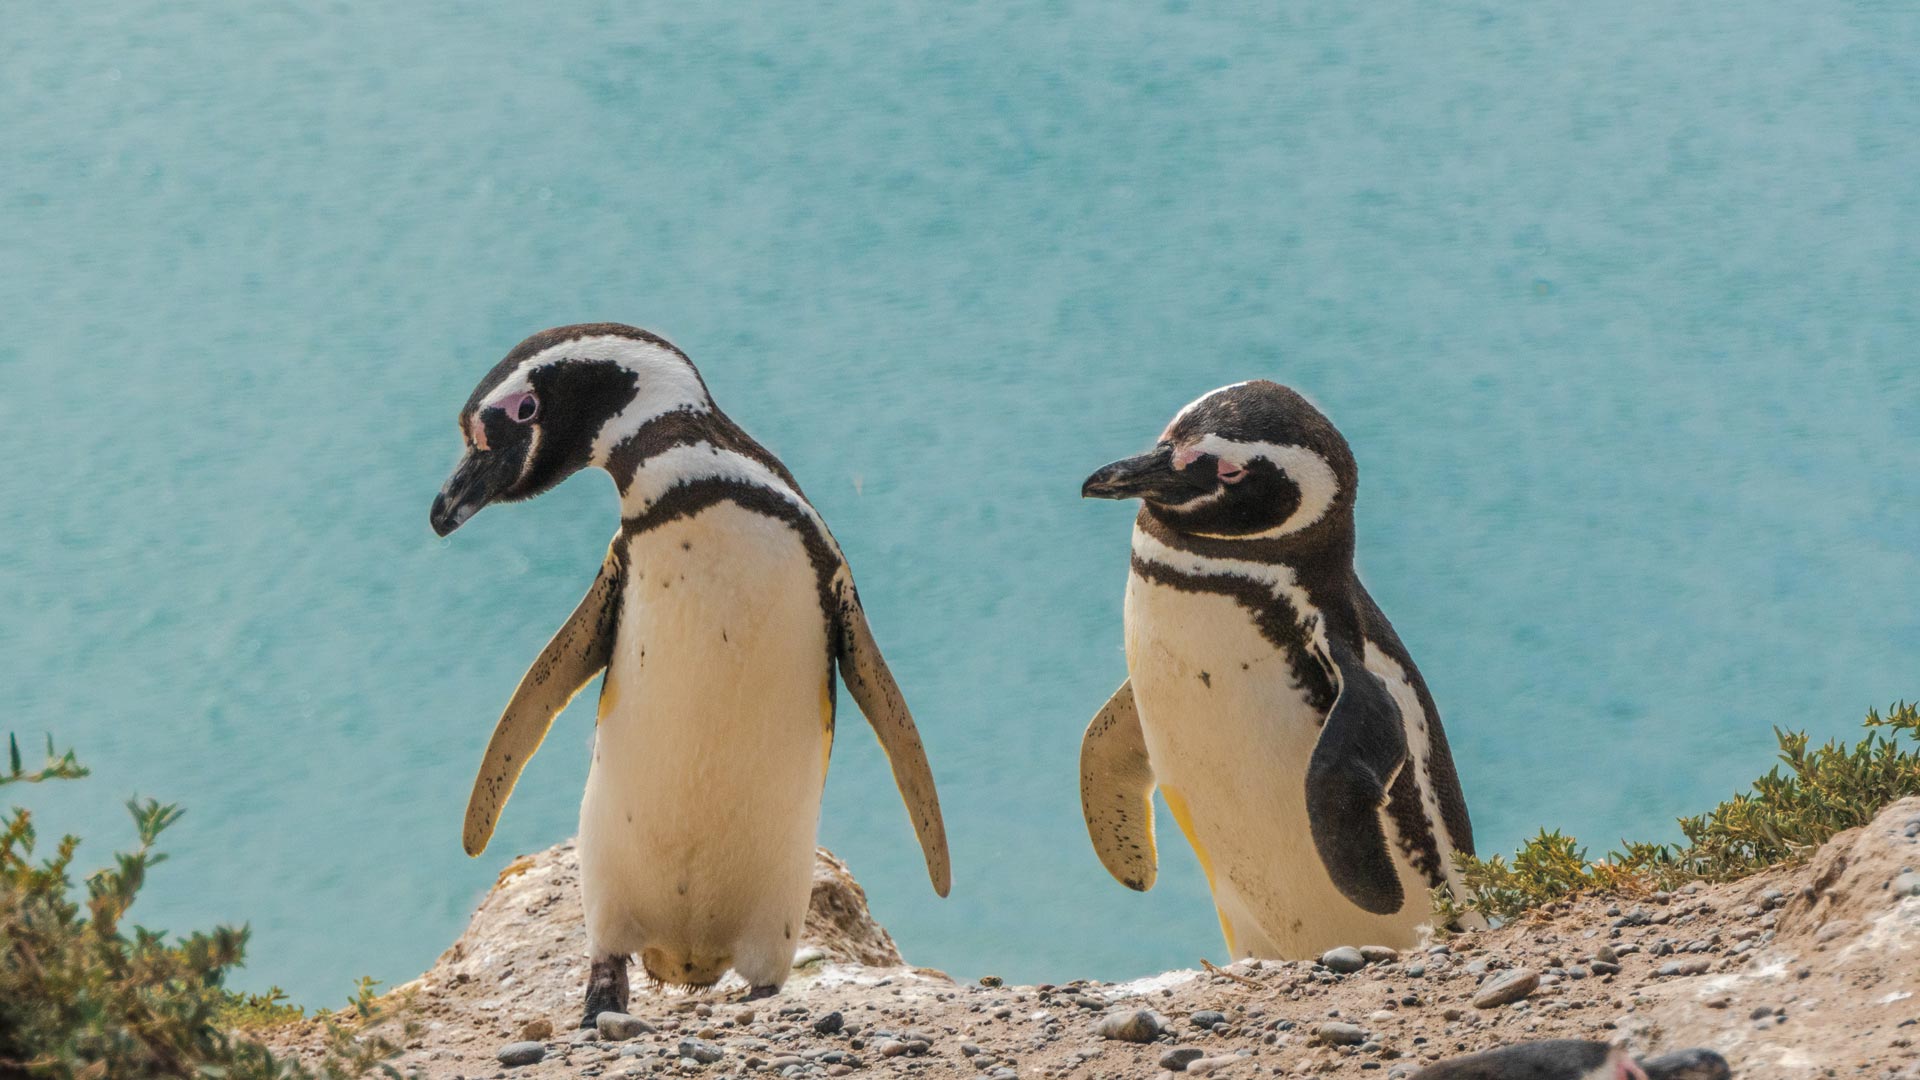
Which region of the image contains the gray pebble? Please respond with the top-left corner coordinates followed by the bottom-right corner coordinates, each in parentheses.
top-left (1315, 1021), bottom-right (1368, 1046)
top-left (1095, 1009), bottom-right (1165, 1043)
top-left (676, 1038), bottom-right (723, 1065)
top-left (811, 1010), bottom-right (844, 1035)
top-left (1471, 967), bottom-right (1540, 1009)
top-left (1160, 1047), bottom-right (1205, 1071)
top-left (1892, 871), bottom-right (1920, 898)
top-left (1641, 1048), bottom-right (1733, 1080)
top-left (595, 1012), bottom-right (654, 1041)
top-left (1190, 1009), bottom-right (1228, 1029)
top-left (1319, 946), bottom-right (1367, 973)
top-left (495, 1042), bottom-right (545, 1068)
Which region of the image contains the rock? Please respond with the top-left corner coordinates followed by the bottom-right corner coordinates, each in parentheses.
top-left (516, 1018), bottom-right (553, 1042)
top-left (1590, 960), bottom-right (1621, 975)
top-left (876, 1038), bottom-right (909, 1057)
top-left (1316, 1021), bottom-right (1368, 1046)
top-left (1095, 1009), bottom-right (1166, 1043)
top-left (1656, 958), bottom-right (1711, 977)
top-left (1320, 945), bottom-right (1367, 972)
top-left (1186, 1056), bottom-right (1243, 1075)
top-left (596, 1012), bottom-right (653, 1040)
top-left (1893, 871), bottom-right (1920, 898)
top-left (1160, 1047), bottom-right (1205, 1071)
top-left (1189, 1009), bottom-right (1228, 1029)
top-left (1640, 1048), bottom-right (1732, 1080)
top-left (677, 1037), bottom-right (723, 1064)
top-left (495, 1042), bottom-right (546, 1068)
top-left (811, 1010), bottom-right (844, 1035)
top-left (1472, 967), bottom-right (1540, 1008)
top-left (1359, 945), bottom-right (1401, 964)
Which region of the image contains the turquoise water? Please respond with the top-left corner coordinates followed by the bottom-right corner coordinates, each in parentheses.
top-left (6, 3), bottom-right (1917, 1007)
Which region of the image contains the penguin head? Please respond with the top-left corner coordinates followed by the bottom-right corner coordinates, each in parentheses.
top-left (430, 323), bottom-right (709, 536)
top-left (1081, 380), bottom-right (1357, 541)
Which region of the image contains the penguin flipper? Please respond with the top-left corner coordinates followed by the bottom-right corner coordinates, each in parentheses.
top-left (1304, 639), bottom-right (1409, 915)
top-left (1079, 679), bottom-right (1158, 891)
top-left (834, 589), bottom-right (952, 897)
top-left (462, 544), bottom-right (623, 857)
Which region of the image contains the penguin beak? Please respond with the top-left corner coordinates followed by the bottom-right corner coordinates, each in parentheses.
top-left (431, 444), bottom-right (524, 537)
top-left (1081, 446), bottom-right (1206, 503)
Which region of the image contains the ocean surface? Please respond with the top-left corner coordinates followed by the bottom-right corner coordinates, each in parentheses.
top-left (6, 3), bottom-right (1917, 1007)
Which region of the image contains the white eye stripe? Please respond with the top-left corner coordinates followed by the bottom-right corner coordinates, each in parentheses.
top-left (1186, 434), bottom-right (1339, 539)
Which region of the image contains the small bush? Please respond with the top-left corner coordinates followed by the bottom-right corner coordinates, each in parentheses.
top-left (1443, 701), bottom-right (1920, 922)
top-left (0, 735), bottom-right (414, 1079)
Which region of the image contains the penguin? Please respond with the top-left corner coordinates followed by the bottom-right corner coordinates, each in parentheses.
top-left (1409, 1040), bottom-right (1731, 1080)
top-left (1078, 380), bottom-right (1475, 957)
top-left (429, 323), bottom-right (949, 1022)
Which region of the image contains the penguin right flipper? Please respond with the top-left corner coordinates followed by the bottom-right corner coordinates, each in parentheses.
top-left (834, 587), bottom-right (952, 898)
top-left (462, 543), bottom-right (623, 857)
top-left (1304, 638), bottom-right (1409, 915)
top-left (1079, 679), bottom-right (1158, 891)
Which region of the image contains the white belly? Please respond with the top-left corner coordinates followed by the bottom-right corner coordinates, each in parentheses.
top-left (578, 500), bottom-right (831, 988)
top-left (1125, 573), bottom-right (1434, 957)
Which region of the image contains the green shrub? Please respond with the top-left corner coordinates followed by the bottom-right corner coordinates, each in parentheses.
top-left (0, 735), bottom-right (414, 1079)
top-left (1440, 701), bottom-right (1920, 922)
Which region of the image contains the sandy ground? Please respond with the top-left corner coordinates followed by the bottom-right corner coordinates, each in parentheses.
top-left (270, 799), bottom-right (1920, 1079)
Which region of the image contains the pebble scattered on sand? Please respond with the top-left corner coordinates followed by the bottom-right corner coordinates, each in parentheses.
top-left (595, 1011), bottom-right (653, 1040)
top-left (493, 1041), bottom-right (544, 1067)
top-left (1095, 1009), bottom-right (1165, 1042)
top-left (1318, 945), bottom-right (1366, 973)
top-left (1471, 966), bottom-right (1540, 1008)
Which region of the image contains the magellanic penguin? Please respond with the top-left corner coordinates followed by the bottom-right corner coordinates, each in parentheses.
top-left (430, 324), bottom-right (949, 1021)
top-left (1408, 1040), bottom-right (1731, 1080)
top-left (1078, 380), bottom-right (1476, 958)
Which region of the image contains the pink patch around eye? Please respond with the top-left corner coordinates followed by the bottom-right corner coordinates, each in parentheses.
top-left (467, 413), bottom-right (490, 452)
top-left (498, 391), bottom-right (539, 424)
top-left (1218, 459), bottom-right (1247, 483)
top-left (1172, 444), bottom-right (1205, 470)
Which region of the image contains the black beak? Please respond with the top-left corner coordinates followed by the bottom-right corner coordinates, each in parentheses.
top-left (1081, 445), bottom-right (1208, 502)
top-left (430, 444), bottom-right (523, 537)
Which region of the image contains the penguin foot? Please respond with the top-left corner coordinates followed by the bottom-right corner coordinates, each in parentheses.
top-left (581, 954), bottom-right (631, 1028)
top-left (741, 984), bottom-right (780, 1002)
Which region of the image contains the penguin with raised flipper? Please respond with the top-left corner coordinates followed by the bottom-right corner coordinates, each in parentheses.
top-left (431, 323), bottom-right (949, 1022)
top-left (1079, 380), bottom-right (1475, 957)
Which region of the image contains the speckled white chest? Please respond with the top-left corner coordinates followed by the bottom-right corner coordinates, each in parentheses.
top-left (577, 499), bottom-right (831, 987)
top-left (1123, 544), bottom-right (1438, 957)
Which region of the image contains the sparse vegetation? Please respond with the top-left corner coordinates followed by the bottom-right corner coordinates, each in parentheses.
top-left (1, 734), bottom-right (414, 1079)
top-left (1438, 701), bottom-right (1920, 923)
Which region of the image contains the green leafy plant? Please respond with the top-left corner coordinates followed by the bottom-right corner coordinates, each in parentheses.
top-left (1445, 701), bottom-right (1920, 921)
top-left (1, 735), bottom-right (415, 1079)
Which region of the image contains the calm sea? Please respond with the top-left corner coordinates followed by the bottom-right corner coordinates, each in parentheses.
top-left (6, 3), bottom-right (1916, 1006)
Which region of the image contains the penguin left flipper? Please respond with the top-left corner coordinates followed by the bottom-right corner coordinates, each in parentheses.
top-left (834, 586), bottom-right (952, 897)
top-left (1079, 679), bottom-right (1158, 891)
top-left (462, 543), bottom-right (623, 857)
top-left (1304, 638), bottom-right (1409, 915)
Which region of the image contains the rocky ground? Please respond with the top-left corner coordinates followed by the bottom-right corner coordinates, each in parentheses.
top-left (271, 799), bottom-right (1920, 1080)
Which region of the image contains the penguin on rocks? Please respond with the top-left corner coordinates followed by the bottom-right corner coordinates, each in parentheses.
top-left (1078, 380), bottom-right (1475, 957)
top-left (1409, 1040), bottom-right (1732, 1080)
top-left (430, 323), bottom-right (949, 1022)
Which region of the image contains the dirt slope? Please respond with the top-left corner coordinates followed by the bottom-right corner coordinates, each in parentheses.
top-left (271, 799), bottom-right (1920, 1079)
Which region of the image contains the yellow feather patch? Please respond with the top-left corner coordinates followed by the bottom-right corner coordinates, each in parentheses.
top-left (1162, 786), bottom-right (1238, 954)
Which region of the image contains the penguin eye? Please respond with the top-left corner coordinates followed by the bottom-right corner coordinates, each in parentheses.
top-left (501, 391), bottom-right (539, 424)
top-left (1217, 459), bottom-right (1248, 484)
